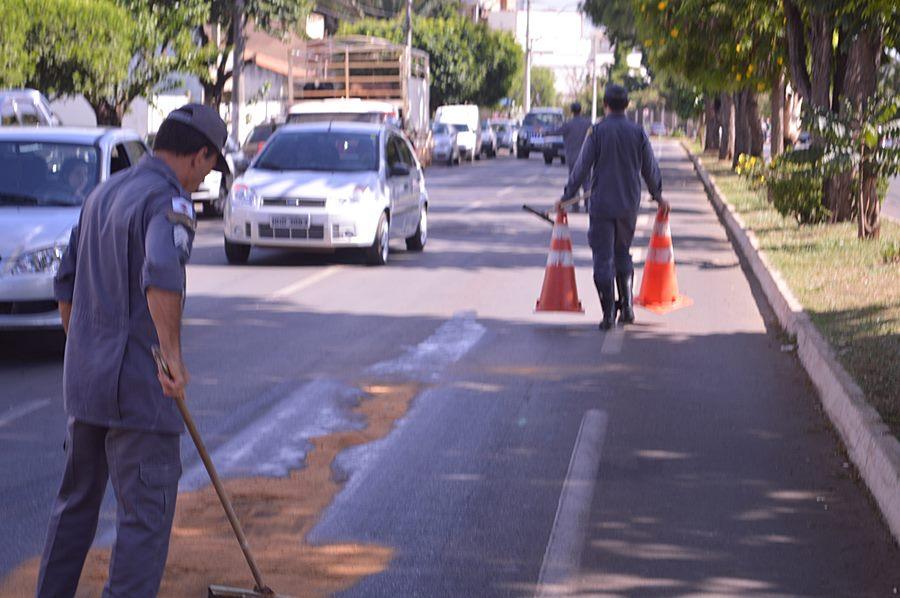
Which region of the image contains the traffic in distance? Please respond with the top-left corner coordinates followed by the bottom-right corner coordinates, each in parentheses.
top-left (0, 92), bottom-right (602, 332)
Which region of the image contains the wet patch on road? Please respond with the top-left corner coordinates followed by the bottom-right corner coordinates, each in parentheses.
top-left (1, 382), bottom-right (420, 597)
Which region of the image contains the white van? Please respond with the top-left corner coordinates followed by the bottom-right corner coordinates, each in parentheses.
top-left (434, 104), bottom-right (481, 162)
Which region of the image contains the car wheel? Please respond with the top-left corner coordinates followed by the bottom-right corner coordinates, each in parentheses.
top-left (517, 148), bottom-right (529, 159)
top-left (224, 238), bottom-right (251, 264)
top-left (406, 207), bottom-right (427, 251)
top-left (543, 153), bottom-right (553, 165)
top-left (366, 212), bottom-right (389, 266)
top-left (560, 156), bottom-right (566, 165)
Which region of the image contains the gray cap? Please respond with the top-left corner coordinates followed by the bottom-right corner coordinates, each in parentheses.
top-left (163, 103), bottom-right (230, 174)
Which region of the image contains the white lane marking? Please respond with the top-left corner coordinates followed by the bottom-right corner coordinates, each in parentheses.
top-left (600, 328), bottom-right (624, 355)
top-left (458, 200), bottom-right (485, 213)
top-left (369, 311), bottom-right (486, 380)
top-left (0, 399), bottom-right (51, 428)
top-left (269, 266), bottom-right (341, 300)
top-left (536, 409), bottom-right (608, 597)
top-left (498, 186), bottom-right (516, 197)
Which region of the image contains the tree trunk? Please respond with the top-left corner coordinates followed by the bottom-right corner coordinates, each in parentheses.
top-left (844, 26), bottom-right (883, 238)
top-left (732, 90), bottom-right (750, 168)
top-left (92, 99), bottom-right (123, 127)
top-left (770, 71), bottom-right (784, 158)
top-left (636, 101), bottom-right (644, 127)
top-left (718, 92), bottom-right (735, 161)
top-left (748, 91), bottom-right (764, 157)
top-left (704, 95), bottom-right (719, 152)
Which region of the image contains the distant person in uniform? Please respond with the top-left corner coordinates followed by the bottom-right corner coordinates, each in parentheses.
top-left (36, 104), bottom-right (229, 597)
top-left (558, 85), bottom-right (669, 330)
top-left (549, 101), bottom-right (592, 211)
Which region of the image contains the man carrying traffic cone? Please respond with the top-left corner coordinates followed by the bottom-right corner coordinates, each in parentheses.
top-left (556, 84), bottom-right (669, 330)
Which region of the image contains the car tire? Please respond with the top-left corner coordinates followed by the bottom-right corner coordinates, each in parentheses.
top-left (543, 153), bottom-right (553, 165)
top-left (210, 184), bottom-right (227, 217)
top-left (405, 207), bottom-right (427, 251)
top-left (365, 212), bottom-right (390, 266)
top-left (517, 148), bottom-right (529, 159)
top-left (224, 238), bottom-right (251, 264)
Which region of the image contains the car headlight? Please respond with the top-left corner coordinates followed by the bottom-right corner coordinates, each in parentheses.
top-left (229, 183), bottom-right (261, 208)
top-left (330, 185), bottom-right (374, 206)
top-left (8, 245), bottom-right (66, 276)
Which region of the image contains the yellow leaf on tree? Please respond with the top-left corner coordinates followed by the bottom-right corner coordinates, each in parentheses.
top-left (658, 0), bottom-right (667, 10)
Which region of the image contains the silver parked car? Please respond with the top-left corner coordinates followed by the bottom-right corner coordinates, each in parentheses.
top-left (0, 89), bottom-right (60, 127)
top-left (479, 121), bottom-right (497, 158)
top-left (0, 127), bottom-right (149, 329)
top-left (431, 122), bottom-right (460, 166)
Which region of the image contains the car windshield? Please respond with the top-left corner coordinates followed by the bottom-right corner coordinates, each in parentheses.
top-left (454, 124), bottom-right (470, 132)
top-left (254, 131), bottom-right (380, 172)
top-left (433, 124), bottom-right (452, 135)
top-left (0, 141), bottom-right (100, 207)
top-left (523, 113), bottom-right (562, 127)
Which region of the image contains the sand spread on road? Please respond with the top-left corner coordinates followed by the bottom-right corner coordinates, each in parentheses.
top-left (2, 382), bottom-right (419, 597)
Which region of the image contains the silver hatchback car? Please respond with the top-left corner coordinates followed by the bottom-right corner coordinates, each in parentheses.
top-left (0, 127), bottom-right (149, 329)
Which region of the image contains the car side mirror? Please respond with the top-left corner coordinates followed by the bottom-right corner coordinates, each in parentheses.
top-left (390, 163), bottom-right (411, 177)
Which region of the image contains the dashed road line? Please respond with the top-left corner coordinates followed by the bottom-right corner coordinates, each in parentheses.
top-left (535, 409), bottom-right (608, 597)
top-left (269, 266), bottom-right (341, 300)
top-left (458, 200), bottom-right (485, 213)
top-left (498, 186), bottom-right (516, 197)
top-left (0, 399), bottom-right (51, 428)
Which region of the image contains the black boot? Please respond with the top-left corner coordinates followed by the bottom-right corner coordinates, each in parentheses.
top-left (616, 271), bottom-right (635, 324)
top-left (596, 278), bottom-right (616, 330)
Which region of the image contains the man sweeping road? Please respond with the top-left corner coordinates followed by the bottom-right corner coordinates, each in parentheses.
top-left (557, 84), bottom-right (669, 330)
top-left (36, 104), bottom-right (228, 597)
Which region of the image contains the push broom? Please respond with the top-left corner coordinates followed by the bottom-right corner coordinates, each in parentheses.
top-left (152, 347), bottom-right (284, 598)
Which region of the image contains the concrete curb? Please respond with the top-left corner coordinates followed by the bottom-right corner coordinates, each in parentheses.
top-left (680, 141), bottom-right (900, 544)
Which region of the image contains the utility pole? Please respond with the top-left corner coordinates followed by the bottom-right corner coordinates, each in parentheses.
top-left (524, 0), bottom-right (531, 112)
top-left (231, 0), bottom-right (244, 145)
top-left (405, 0), bottom-right (412, 50)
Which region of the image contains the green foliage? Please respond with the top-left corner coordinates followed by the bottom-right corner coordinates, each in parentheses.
top-left (509, 66), bottom-right (557, 108)
top-left (765, 149), bottom-right (831, 224)
top-left (0, 0), bottom-right (134, 103)
top-left (339, 13), bottom-right (522, 110)
top-left (805, 94), bottom-right (900, 181)
top-left (0, 0), bottom-right (31, 87)
top-left (882, 239), bottom-right (900, 264)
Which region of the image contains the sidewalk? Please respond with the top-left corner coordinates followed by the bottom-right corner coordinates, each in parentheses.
top-left (570, 139), bottom-right (899, 595)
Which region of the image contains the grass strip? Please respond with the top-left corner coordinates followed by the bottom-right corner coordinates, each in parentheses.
top-left (687, 141), bottom-right (900, 438)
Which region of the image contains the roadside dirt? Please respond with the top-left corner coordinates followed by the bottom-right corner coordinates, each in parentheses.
top-left (1, 382), bottom-right (419, 597)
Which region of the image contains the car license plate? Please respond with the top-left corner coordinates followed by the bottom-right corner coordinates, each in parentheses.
top-left (270, 215), bottom-right (309, 229)
top-left (546, 135), bottom-right (562, 144)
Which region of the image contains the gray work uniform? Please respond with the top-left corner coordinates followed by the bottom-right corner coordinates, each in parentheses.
top-left (551, 115), bottom-right (592, 198)
top-left (562, 113), bottom-right (662, 284)
top-left (37, 155), bottom-right (194, 598)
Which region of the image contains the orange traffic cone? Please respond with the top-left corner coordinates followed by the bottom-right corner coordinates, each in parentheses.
top-left (635, 209), bottom-right (692, 313)
top-left (536, 209), bottom-right (584, 312)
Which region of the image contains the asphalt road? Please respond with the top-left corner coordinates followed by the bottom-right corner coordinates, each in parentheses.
top-left (1, 141), bottom-right (897, 596)
top-left (885, 176), bottom-right (900, 222)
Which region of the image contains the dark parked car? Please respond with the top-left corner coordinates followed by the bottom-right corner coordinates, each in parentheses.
top-left (516, 108), bottom-right (563, 160)
top-left (242, 121), bottom-right (280, 162)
